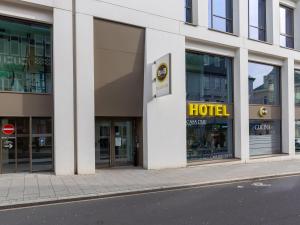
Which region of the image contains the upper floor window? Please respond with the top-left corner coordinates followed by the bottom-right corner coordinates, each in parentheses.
top-left (208, 0), bottom-right (233, 33)
top-left (185, 0), bottom-right (193, 23)
top-left (0, 17), bottom-right (52, 94)
top-left (280, 5), bottom-right (294, 49)
top-left (295, 70), bottom-right (300, 105)
top-left (249, 0), bottom-right (266, 41)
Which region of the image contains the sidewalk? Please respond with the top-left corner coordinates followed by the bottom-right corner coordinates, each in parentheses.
top-left (1, 159), bottom-right (300, 208)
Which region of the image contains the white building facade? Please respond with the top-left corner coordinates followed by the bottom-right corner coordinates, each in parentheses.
top-left (0, 0), bottom-right (300, 175)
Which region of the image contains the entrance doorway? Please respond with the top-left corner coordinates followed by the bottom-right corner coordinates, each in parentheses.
top-left (95, 119), bottom-right (135, 167)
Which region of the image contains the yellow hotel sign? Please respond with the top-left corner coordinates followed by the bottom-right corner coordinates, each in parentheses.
top-left (188, 103), bottom-right (230, 117)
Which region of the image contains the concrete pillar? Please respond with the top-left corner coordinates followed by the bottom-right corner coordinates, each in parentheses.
top-left (282, 57), bottom-right (295, 156)
top-left (143, 28), bottom-right (186, 169)
top-left (75, 13), bottom-right (96, 174)
top-left (53, 8), bottom-right (75, 175)
top-left (234, 48), bottom-right (249, 161)
top-left (237, 0), bottom-right (248, 38)
top-left (271, 0), bottom-right (280, 46)
top-left (197, 0), bottom-right (208, 27)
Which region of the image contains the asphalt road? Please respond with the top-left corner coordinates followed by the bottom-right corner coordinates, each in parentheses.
top-left (2, 175), bottom-right (300, 225)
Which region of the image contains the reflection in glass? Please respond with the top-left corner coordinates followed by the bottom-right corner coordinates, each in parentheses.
top-left (295, 70), bottom-right (300, 105)
top-left (295, 121), bottom-right (300, 152)
top-left (249, 0), bottom-right (266, 41)
top-left (95, 120), bottom-right (111, 166)
top-left (185, 0), bottom-right (193, 23)
top-left (0, 17), bottom-right (52, 93)
top-left (187, 119), bottom-right (233, 160)
top-left (280, 5), bottom-right (294, 48)
top-left (208, 0), bottom-right (233, 33)
top-left (114, 121), bottom-right (133, 164)
top-left (249, 120), bottom-right (281, 156)
top-left (248, 62), bottom-right (280, 105)
top-left (32, 118), bottom-right (53, 171)
top-left (186, 52), bottom-right (233, 103)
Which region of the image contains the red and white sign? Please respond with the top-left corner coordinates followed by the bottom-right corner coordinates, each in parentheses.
top-left (2, 124), bottom-right (15, 135)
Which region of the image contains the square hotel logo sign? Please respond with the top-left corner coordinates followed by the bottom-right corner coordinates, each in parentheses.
top-left (152, 53), bottom-right (171, 98)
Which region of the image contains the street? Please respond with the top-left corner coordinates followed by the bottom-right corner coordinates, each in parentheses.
top-left (1, 175), bottom-right (300, 225)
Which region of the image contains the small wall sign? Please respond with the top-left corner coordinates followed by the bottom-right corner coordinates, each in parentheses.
top-left (2, 124), bottom-right (15, 135)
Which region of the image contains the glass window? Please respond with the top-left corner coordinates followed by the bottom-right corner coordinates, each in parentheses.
top-left (208, 0), bottom-right (233, 33)
top-left (280, 5), bottom-right (294, 48)
top-left (249, 0), bottom-right (266, 41)
top-left (248, 62), bottom-right (280, 105)
top-left (185, 0), bottom-right (193, 23)
top-left (295, 70), bottom-right (300, 105)
top-left (32, 118), bottom-right (53, 171)
top-left (186, 52), bottom-right (234, 161)
top-left (187, 118), bottom-right (233, 160)
top-left (296, 121), bottom-right (300, 152)
top-left (186, 52), bottom-right (233, 103)
top-left (249, 120), bottom-right (281, 156)
top-left (0, 17), bottom-right (52, 94)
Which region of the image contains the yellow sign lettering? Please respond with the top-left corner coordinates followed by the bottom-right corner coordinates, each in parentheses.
top-left (188, 103), bottom-right (230, 117)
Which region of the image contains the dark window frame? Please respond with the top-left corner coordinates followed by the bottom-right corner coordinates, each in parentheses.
top-left (209, 0), bottom-right (233, 33)
top-left (248, 0), bottom-right (267, 42)
top-left (248, 61), bottom-right (281, 106)
top-left (185, 0), bottom-right (193, 24)
top-left (0, 15), bottom-right (53, 95)
top-left (280, 4), bottom-right (294, 49)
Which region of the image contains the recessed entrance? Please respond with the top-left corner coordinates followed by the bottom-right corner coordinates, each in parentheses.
top-left (95, 119), bottom-right (135, 168)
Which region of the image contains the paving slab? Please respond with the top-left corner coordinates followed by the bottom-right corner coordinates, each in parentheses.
top-left (0, 159), bottom-right (300, 208)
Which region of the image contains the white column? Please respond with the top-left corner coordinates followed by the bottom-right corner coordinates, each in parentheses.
top-left (53, 8), bottom-right (75, 175)
top-left (294, 2), bottom-right (300, 51)
top-left (271, 0), bottom-right (280, 46)
top-left (234, 48), bottom-right (249, 161)
top-left (143, 28), bottom-right (186, 169)
top-left (237, 0), bottom-right (248, 38)
top-left (282, 57), bottom-right (295, 156)
top-left (197, 0), bottom-right (208, 27)
top-left (75, 13), bottom-right (95, 174)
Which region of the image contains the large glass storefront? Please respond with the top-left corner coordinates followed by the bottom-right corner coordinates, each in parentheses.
top-left (0, 117), bottom-right (53, 173)
top-left (295, 70), bottom-right (300, 152)
top-left (186, 52), bottom-right (234, 161)
top-left (248, 62), bottom-right (281, 156)
top-left (0, 17), bottom-right (52, 94)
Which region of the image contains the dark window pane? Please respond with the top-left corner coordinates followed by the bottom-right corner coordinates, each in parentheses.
top-left (249, 0), bottom-right (266, 41)
top-left (187, 118), bottom-right (233, 160)
top-left (0, 18), bottom-right (52, 93)
top-left (249, 120), bottom-right (281, 156)
top-left (248, 62), bottom-right (280, 105)
top-left (186, 52), bottom-right (233, 103)
top-left (295, 70), bottom-right (300, 105)
top-left (280, 5), bottom-right (294, 48)
top-left (280, 35), bottom-right (294, 49)
top-left (185, 0), bottom-right (193, 23)
top-left (32, 118), bottom-right (53, 172)
top-left (296, 121), bottom-right (300, 152)
top-left (209, 0), bottom-right (233, 33)
top-left (249, 26), bottom-right (266, 41)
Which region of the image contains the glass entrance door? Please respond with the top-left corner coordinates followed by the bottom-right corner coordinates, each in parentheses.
top-left (114, 121), bottom-right (133, 165)
top-left (95, 119), bottom-right (134, 167)
top-left (0, 118), bottom-right (30, 173)
top-left (1, 137), bottom-right (16, 173)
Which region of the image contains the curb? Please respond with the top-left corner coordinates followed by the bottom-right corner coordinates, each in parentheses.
top-left (1, 171), bottom-right (300, 211)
